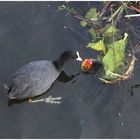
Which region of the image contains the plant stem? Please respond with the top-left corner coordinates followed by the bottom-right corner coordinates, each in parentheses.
top-left (111, 8), bottom-right (117, 72)
top-left (108, 5), bottom-right (122, 22)
top-left (98, 2), bottom-right (112, 19)
top-left (125, 14), bottom-right (140, 18)
top-left (74, 15), bottom-right (98, 23)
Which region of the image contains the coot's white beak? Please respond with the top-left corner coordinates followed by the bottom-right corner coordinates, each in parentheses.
top-left (76, 51), bottom-right (82, 61)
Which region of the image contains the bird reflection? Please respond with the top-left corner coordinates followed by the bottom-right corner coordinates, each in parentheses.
top-left (57, 70), bottom-right (80, 83)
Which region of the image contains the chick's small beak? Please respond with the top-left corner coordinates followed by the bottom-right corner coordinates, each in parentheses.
top-left (76, 51), bottom-right (82, 61)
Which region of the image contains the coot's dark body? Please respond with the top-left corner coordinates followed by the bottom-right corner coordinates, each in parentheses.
top-left (6, 51), bottom-right (82, 100)
top-left (8, 61), bottom-right (60, 99)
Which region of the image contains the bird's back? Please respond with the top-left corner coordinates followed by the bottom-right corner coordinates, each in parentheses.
top-left (7, 60), bottom-right (60, 99)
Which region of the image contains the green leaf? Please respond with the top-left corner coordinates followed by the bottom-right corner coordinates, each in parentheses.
top-left (103, 33), bottom-right (128, 77)
top-left (86, 39), bottom-right (106, 54)
top-left (104, 70), bottom-right (118, 80)
top-left (80, 21), bottom-right (87, 27)
top-left (97, 53), bottom-right (104, 61)
top-left (88, 28), bottom-right (96, 39)
top-left (85, 8), bottom-right (98, 20)
top-left (103, 25), bottom-right (118, 36)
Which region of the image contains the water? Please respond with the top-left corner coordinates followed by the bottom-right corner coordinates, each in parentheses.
top-left (0, 2), bottom-right (140, 138)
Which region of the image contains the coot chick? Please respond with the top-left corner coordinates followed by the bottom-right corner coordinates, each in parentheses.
top-left (81, 58), bottom-right (103, 73)
top-left (6, 50), bottom-right (82, 100)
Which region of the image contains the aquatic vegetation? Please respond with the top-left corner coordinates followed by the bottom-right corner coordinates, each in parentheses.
top-left (58, 2), bottom-right (140, 84)
top-left (85, 8), bottom-right (98, 20)
top-left (103, 33), bottom-right (128, 79)
top-left (57, 5), bottom-right (77, 15)
top-left (87, 39), bottom-right (106, 55)
top-left (79, 2), bottom-right (140, 84)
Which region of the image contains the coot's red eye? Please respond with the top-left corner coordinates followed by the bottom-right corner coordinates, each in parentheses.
top-left (81, 58), bottom-right (93, 71)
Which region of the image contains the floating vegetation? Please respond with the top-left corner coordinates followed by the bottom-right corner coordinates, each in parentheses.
top-left (57, 5), bottom-right (77, 15)
top-left (58, 2), bottom-right (140, 84)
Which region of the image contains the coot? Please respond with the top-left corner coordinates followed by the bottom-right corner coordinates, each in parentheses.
top-left (6, 50), bottom-right (82, 100)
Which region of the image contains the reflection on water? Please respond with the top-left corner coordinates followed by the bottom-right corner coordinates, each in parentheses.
top-left (8, 98), bottom-right (29, 106)
top-left (57, 70), bottom-right (80, 83)
top-left (128, 84), bottom-right (140, 96)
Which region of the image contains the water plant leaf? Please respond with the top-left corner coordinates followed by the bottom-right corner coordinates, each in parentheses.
top-left (88, 28), bottom-right (96, 39)
top-left (85, 8), bottom-right (98, 20)
top-left (80, 21), bottom-right (87, 27)
top-left (86, 39), bottom-right (106, 54)
top-left (104, 70), bottom-right (118, 80)
top-left (103, 33), bottom-right (128, 79)
top-left (103, 25), bottom-right (118, 36)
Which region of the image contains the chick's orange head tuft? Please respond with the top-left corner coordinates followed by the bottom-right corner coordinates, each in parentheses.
top-left (81, 58), bottom-right (93, 71)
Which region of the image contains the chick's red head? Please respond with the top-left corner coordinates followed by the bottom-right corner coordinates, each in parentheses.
top-left (81, 58), bottom-right (93, 72)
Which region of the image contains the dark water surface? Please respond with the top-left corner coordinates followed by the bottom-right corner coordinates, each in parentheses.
top-left (0, 2), bottom-right (140, 138)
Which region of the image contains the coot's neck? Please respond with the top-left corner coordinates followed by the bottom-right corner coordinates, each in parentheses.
top-left (53, 55), bottom-right (71, 71)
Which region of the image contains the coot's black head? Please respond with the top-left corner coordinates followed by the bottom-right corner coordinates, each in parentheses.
top-left (60, 50), bottom-right (82, 61)
top-left (53, 50), bottom-right (82, 70)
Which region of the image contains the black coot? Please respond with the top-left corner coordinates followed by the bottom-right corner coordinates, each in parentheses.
top-left (6, 50), bottom-right (82, 100)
